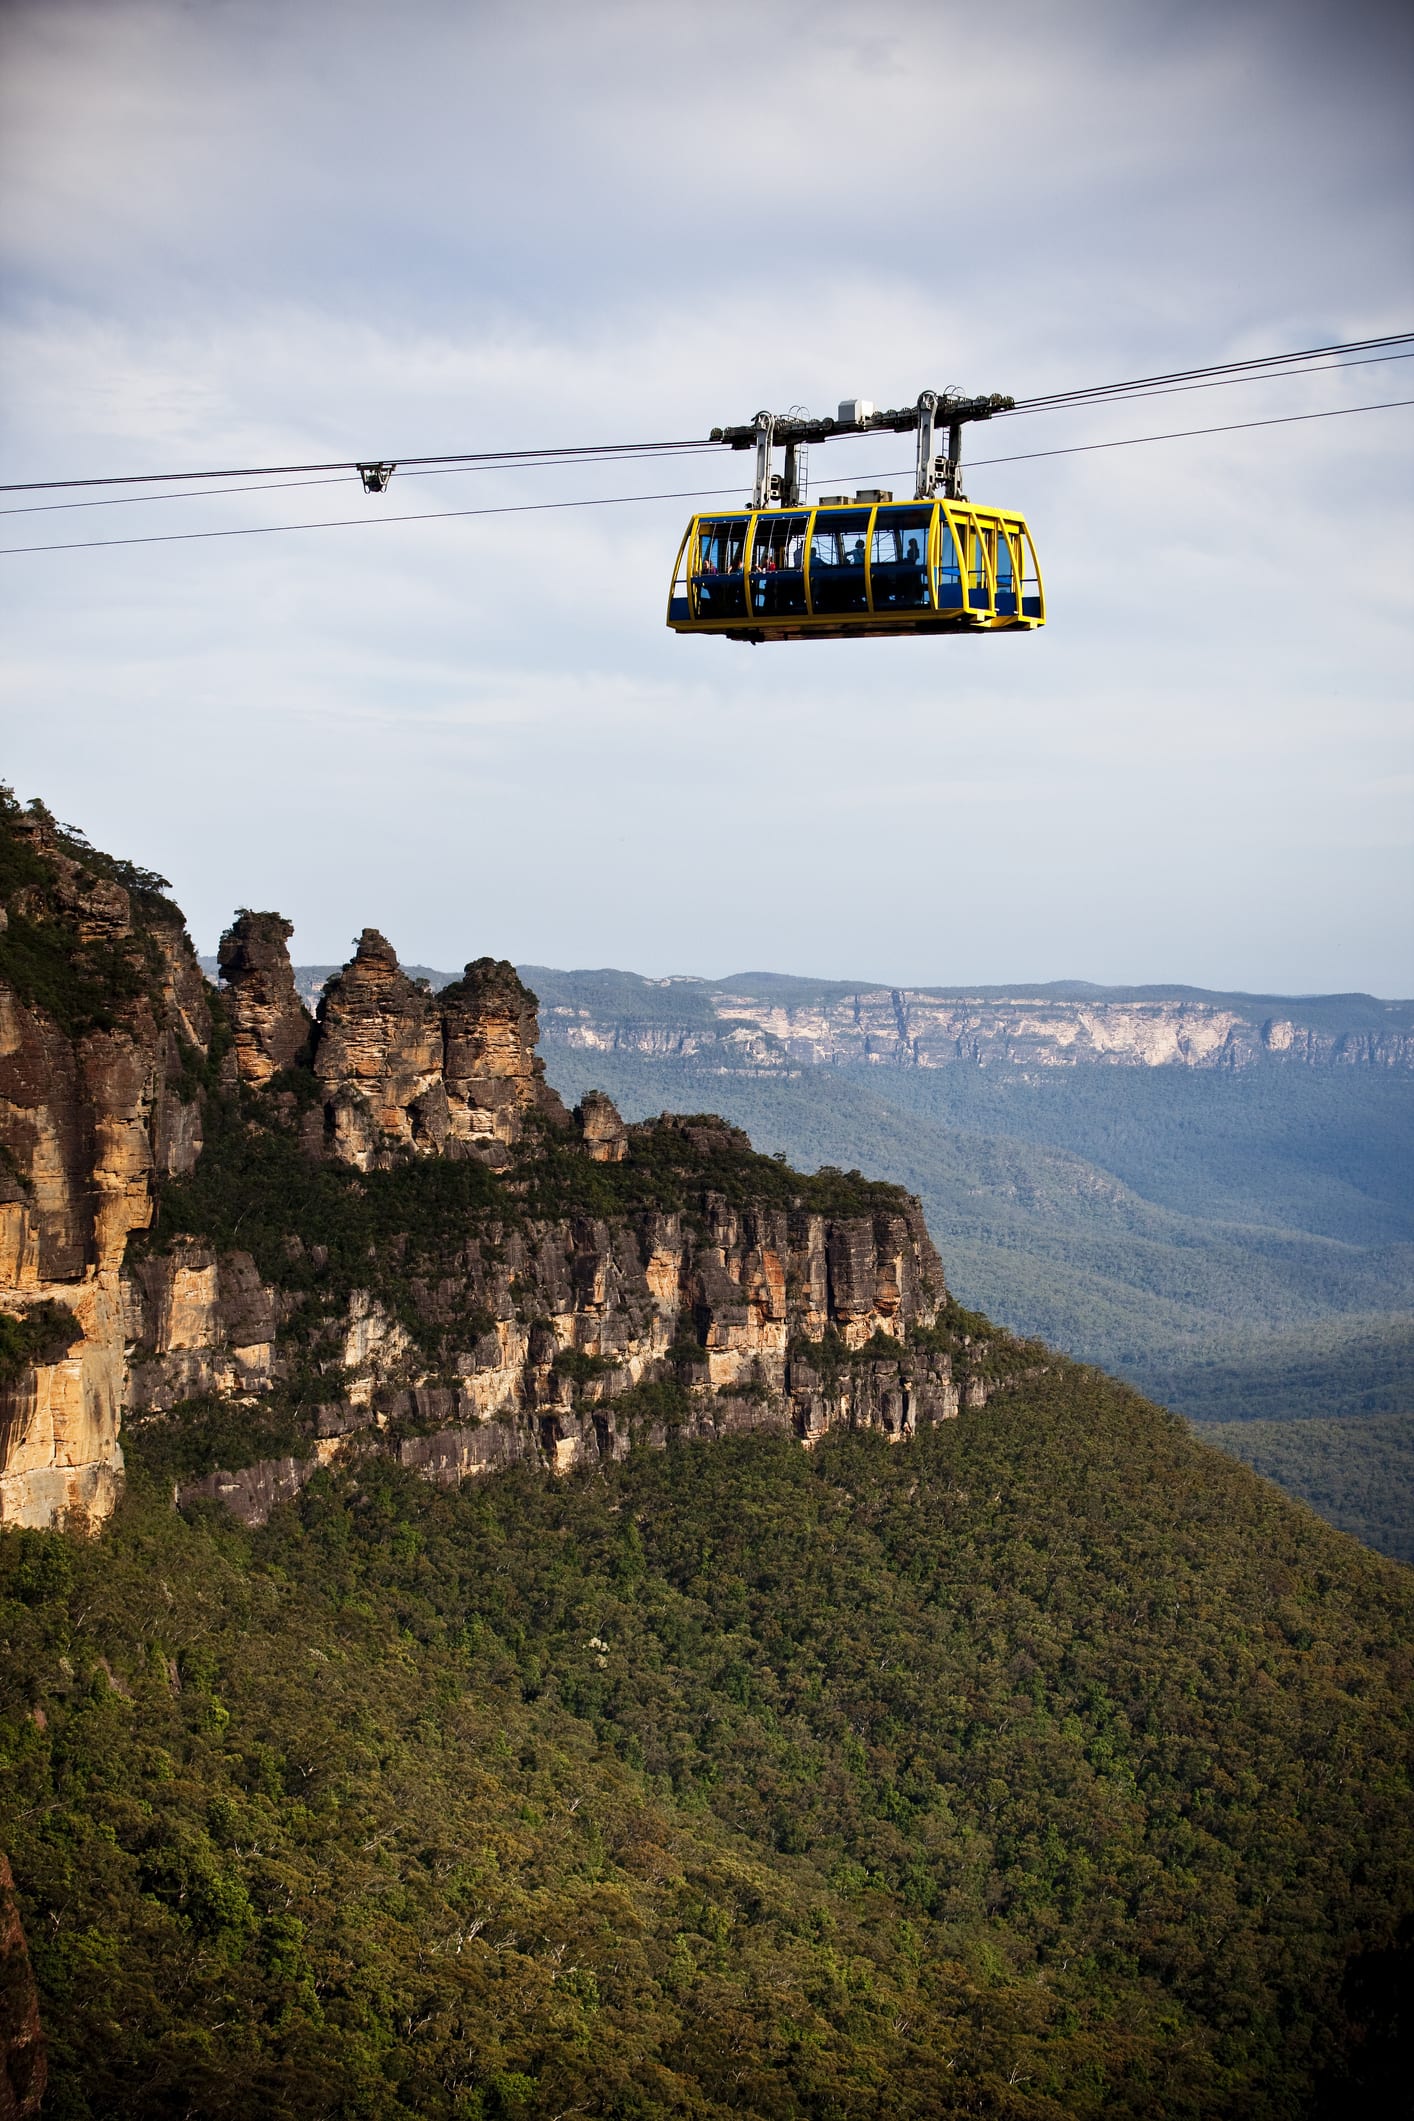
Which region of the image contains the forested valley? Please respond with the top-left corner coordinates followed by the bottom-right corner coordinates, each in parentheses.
top-left (5, 1372), bottom-right (1412, 2118)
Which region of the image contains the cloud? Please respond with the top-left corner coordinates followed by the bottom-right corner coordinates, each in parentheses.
top-left (0, 0), bottom-right (1410, 992)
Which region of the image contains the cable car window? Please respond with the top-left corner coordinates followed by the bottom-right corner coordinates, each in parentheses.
top-left (693, 517), bottom-right (748, 620)
top-left (750, 512), bottom-right (808, 617)
top-left (869, 505), bottom-right (932, 612)
top-left (967, 522), bottom-right (991, 609)
top-left (994, 527), bottom-right (1017, 616)
top-left (936, 518), bottom-right (963, 608)
top-left (809, 508), bottom-right (870, 615)
top-left (1021, 530), bottom-right (1043, 619)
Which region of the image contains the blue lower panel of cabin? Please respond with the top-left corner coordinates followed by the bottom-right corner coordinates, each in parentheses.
top-left (751, 573), bottom-right (807, 616)
top-left (695, 578), bottom-right (747, 619)
top-left (870, 563), bottom-right (931, 611)
top-left (811, 569), bottom-right (868, 614)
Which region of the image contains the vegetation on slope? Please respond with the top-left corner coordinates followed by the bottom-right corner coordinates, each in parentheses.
top-left (1196, 1413), bottom-right (1414, 1567)
top-left (0, 788), bottom-right (182, 1036)
top-left (535, 1053), bottom-right (1413, 1411)
top-left (2, 1371), bottom-right (1410, 2119)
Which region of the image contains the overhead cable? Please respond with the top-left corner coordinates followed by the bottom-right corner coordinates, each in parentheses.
top-left (1006, 331), bottom-right (1414, 413)
top-left (0, 435), bottom-right (713, 498)
top-left (2, 331), bottom-right (1410, 499)
top-left (6, 352), bottom-right (1411, 516)
top-left (0, 446), bottom-right (727, 517)
top-left (2, 396), bottom-right (1409, 558)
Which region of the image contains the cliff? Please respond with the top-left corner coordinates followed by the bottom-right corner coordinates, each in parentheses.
top-left (1, 797), bottom-right (1014, 1533)
top-left (519, 968), bottom-right (1414, 1074)
top-left (0, 800), bottom-right (211, 1530)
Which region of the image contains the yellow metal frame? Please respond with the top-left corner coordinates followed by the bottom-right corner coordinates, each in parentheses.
top-left (666, 498), bottom-right (1045, 641)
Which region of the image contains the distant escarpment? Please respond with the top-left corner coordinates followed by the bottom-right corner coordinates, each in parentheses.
top-left (518, 968), bottom-right (1414, 1074)
top-left (1, 799), bottom-right (1026, 1533)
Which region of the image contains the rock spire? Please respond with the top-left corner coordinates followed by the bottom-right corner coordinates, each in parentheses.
top-left (216, 911), bottom-right (310, 1087)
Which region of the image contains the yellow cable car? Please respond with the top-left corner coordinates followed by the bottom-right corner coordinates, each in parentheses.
top-left (666, 492), bottom-right (1044, 643)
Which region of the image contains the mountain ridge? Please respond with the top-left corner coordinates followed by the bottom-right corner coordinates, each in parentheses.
top-left (4, 810), bottom-right (998, 1534)
top-left (198, 960), bottom-right (1414, 1059)
top-left (3, 796), bottom-right (1412, 2117)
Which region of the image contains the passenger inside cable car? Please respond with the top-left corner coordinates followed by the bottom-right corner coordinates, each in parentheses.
top-left (748, 512), bottom-right (807, 616)
top-left (695, 518), bottom-right (747, 619)
top-left (668, 497), bottom-right (1043, 641)
top-left (870, 504), bottom-right (932, 610)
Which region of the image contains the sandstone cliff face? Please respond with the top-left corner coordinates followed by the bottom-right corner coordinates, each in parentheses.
top-left (217, 911), bottom-right (310, 1087)
top-left (313, 929), bottom-right (446, 1167)
top-left (0, 806), bottom-right (211, 1530)
top-left (1, 802), bottom-right (1020, 1536)
top-left (130, 1130), bottom-right (970, 1524)
top-left (441, 956), bottom-right (570, 1158)
top-left (540, 983), bottom-right (1414, 1073)
top-left (287, 936), bottom-right (567, 1171)
top-left (127, 932), bottom-right (981, 1525)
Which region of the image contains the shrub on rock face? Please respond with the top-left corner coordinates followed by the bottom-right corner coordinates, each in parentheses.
top-left (0, 1304), bottom-right (81, 1387)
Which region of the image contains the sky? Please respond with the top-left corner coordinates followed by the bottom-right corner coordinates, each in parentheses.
top-left (1, 0), bottom-right (1411, 995)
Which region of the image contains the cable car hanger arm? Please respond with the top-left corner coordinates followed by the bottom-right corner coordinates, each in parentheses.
top-left (709, 391), bottom-right (1016, 505)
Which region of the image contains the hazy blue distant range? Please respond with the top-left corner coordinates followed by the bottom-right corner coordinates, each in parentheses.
top-left (232, 962), bottom-right (1413, 1558)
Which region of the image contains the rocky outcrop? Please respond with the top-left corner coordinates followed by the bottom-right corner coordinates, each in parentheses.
top-left (0, 1852), bottom-right (45, 2121)
top-left (303, 938), bottom-right (567, 1171)
top-left (313, 929), bottom-right (445, 1169)
top-left (0, 804), bottom-right (212, 1530)
top-left (576, 1089), bottom-right (628, 1162)
top-left (440, 956), bottom-right (570, 1161)
top-left (217, 911), bottom-right (310, 1086)
top-left (1, 797), bottom-right (1026, 1535)
top-left (123, 1242), bottom-right (288, 1410)
top-left (134, 1183), bottom-right (957, 1523)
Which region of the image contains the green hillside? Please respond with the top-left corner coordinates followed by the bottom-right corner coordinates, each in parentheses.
top-left (532, 1052), bottom-right (1414, 1562)
top-left (4, 1369), bottom-right (1411, 2119)
top-left (534, 1054), bottom-right (1412, 1381)
top-left (1197, 1413), bottom-right (1414, 1567)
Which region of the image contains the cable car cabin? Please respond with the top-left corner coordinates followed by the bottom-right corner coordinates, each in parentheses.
top-left (666, 495), bottom-right (1044, 642)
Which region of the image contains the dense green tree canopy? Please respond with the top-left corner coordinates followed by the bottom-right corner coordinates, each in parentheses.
top-left (3, 1367), bottom-right (1410, 2118)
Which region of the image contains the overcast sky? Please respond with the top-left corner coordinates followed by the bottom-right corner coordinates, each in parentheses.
top-left (2, 0), bottom-right (1411, 993)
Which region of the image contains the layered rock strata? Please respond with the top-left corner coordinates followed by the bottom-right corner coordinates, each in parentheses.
top-left (312, 929), bottom-right (446, 1167)
top-left (2, 800), bottom-right (1014, 1534)
top-left (217, 911), bottom-right (310, 1086)
top-left (0, 806), bottom-right (211, 1529)
top-left (154, 1184), bottom-right (971, 1525)
top-left (247, 932), bottom-right (570, 1171)
top-left (539, 979), bottom-right (1414, 1073)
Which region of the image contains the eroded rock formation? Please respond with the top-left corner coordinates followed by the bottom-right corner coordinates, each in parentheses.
top-left (0, 805), bottom-right (211, 1529)
top-left (302, 936), bottom-right (567, 1170)
top-left (147, 1184), bottom-right (972, 1524)
top-left (313, 928), bottom-right (445, 1168)
top-left (1, 796), bottom-right (1026, 1535)
top-left (440, 956), bottom-right (570, 1160)
top-left (541, 979), bottom-right (1414, 1073)
top-left (576, 1089), bottom-right (629, 1162)
top-left (217, 911), bottom-right (310, 1086)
